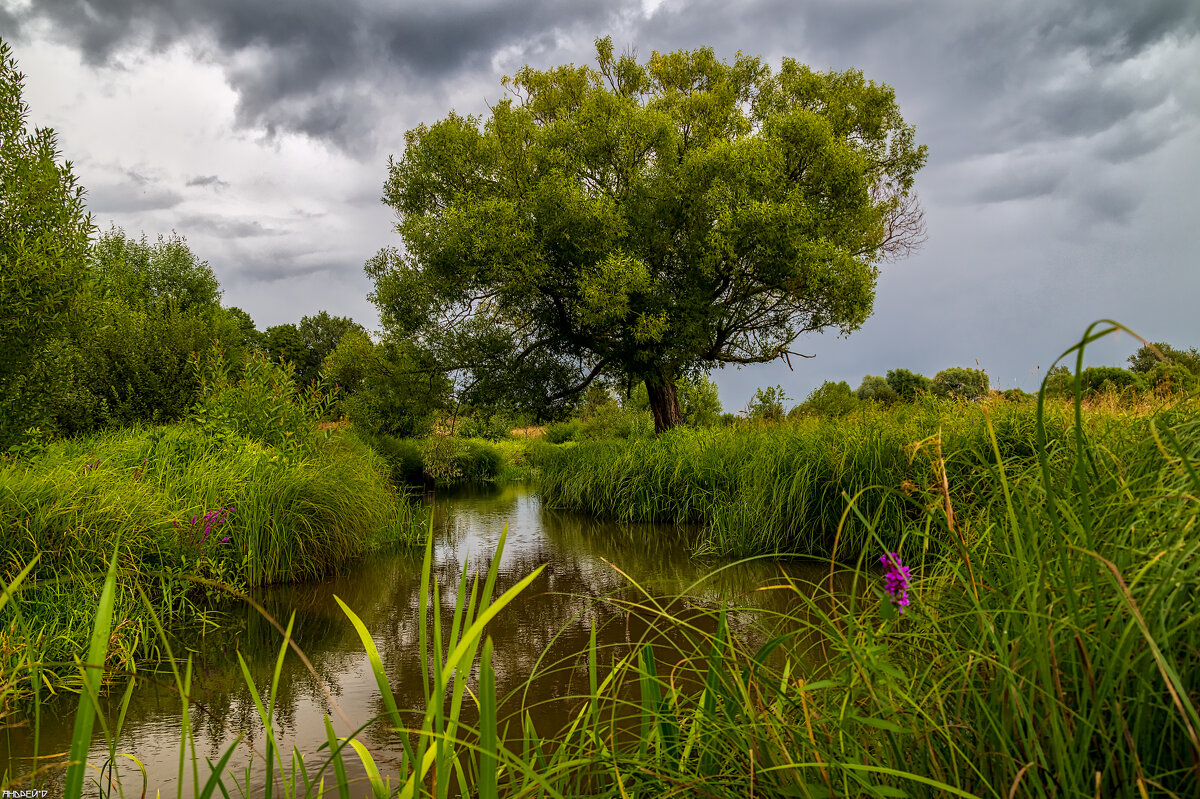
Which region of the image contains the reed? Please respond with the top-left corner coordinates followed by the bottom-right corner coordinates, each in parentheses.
top-left (529, 389), bottom-right (1173, 562)
top-left (0, 422), bottom-right (424, 699)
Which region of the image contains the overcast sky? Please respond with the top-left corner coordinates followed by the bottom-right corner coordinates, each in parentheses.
top-left (3, 0), bottom-right (1198, 409)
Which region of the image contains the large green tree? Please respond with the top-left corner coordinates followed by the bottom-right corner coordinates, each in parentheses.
top-left (0, 39), bottom-right (93, 443)
top-left (369, 38), bottom-right (927, 431)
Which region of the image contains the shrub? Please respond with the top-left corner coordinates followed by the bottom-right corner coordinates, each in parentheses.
top-left (886, 368), bottom-right (932, 401)
top-left (1145, 361), bottom-right (1198, 396)
top-left (363, 433), bottom-right (426, 485)
top-left (543, 419), bottom-right (581, 444)
top-left (1078, 366), bottom-right (1145, 395)
top-left (932, 367), bottom-right (989, 400)
top-left (746, 385), bottom-right (789, 422)
top-left (795, 381), bottom-right (859, 418)
top-left (856, 374), bottom-right (899, 405)
top-left (455, 439), bottom-right (503, 483)
top-left (190, 349), bottom-right (333, 453)
top-left (455, 410), bottom-right (513, 441)
top-left (579, 403), bottom-right (653, 440)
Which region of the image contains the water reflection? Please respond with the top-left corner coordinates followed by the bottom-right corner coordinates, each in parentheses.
top-left (2, 484), bottom-right (857, 797)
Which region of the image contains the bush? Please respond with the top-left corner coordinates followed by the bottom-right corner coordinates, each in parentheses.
top-left (1145, 361), bottom-right (1198, 396)
top-left (579, 402), bottom-right (653, 440)
top-left (856, 374), bottom-right (899, 405)
top-left (455, 439), bottom-right (503, 483)
top-left (746, 385), bottom-right (789, 422)
top-left (886, 368), bottom-right (932, 401)
top-left (363, 433), bottom-right (426, 485)
top-left (190, 349), bottom-right (333, 454)
top-left (932, 367), bottom-right (989, 400)
top-left (1078, 366), bottom-right (1145, 395)
top-left (1046, 365), bottom-right (1146, 397)
top-left (455, 410), bottom-right (513, 441)
top-left (543, 419), bottom-right (581, 444)
top-left (795, 381), bottom-right (859, 418)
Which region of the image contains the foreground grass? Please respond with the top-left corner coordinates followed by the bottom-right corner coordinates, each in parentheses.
top-left (0, 423), bottom-right (424, 699)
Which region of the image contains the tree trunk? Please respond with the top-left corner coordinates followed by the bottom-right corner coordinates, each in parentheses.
top-left (645, 369), bottom-right (683, 434)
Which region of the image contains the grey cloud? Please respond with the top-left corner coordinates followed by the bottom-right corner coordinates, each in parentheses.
top-left (11, 0), bottom-right (638, 152)
top-left (186, 174), bottom-right (229, 188)
top-left (176, 213), bottom-right (282, 238)
top-left (1093, 120), bottom-right (1178, 164)
top-left (1077, 185), bottom-right (1139, 225)
top-left (87, 183), bottom-right (183, 213)
top-left (234, 257), bottom-right (344, 284)
top-left (974, 169), bottom-right (1065, 204)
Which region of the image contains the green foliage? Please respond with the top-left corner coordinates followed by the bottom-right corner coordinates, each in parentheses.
top-left (223, 305), bottom-right (265, 351)
top-left (455, 409), bottom-right (513, 441)
top-left (190, 348), bottom-right (335, 454)
top-left (579, 401), bottom-right (654, 440)
top-left (324, 333), bottom-right (449, 437)
top-left (885, 367), bottom-right (932, 400)
top-left (15, 227), bottom-right (246, 437)
top-left (536, 396), bottom-right (1078, 559)
top-left (262, 323), bottom-right (318, 386)
top-left (1080, 365), bottom-right (1146, 395)
top-left (542, 419), bottom-right (581, 444)
top-left (1047, 364), bottom-right (1147, 397)
top-left (89, 226), bottom-right (221, 313)
top-left (1128, 340), bottom-right (1200, 376)
top-left (5, 328), bottom-right (1200, 797)
top-left (0, 422), bottom-right (423, 686)
top-left (931, 366), bottom-right (989, 400)
top-left (0, 40), bottom-right (93, 446)
top-left (370, 37), bottom-right (926, 431)
top-left (263, 310), bottom-right (367, 389)
top-left (745, 384), bottom-right (789, 422)
top-left (795, 380), bottom-right (859, 418)
top-left (359, 433), bottom-right (426, 484)
top-left (678, 373), bottom-right (723, 427)
top-left (1144, 360), bottom-right (1198, 395)
top-left (856, 373), bottom-right (899, 405)
top-left (1001, 387), bottom-right (1033, 402)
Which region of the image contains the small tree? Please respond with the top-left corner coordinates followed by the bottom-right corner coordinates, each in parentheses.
top-left (932, 367), bottom-right (989, 400)
top-left (856, 374), bottom-right (899, 405)
top-left (0, 39), bottom-right (93, 444)
top-left (796, 380), bottom-right (859, 418)
top-left (1128, 342), bottom-right (1200, 377)
top-left (746, 385), bottom-right (789, 422)
top-left (886, 368), bottom-right (932, 401)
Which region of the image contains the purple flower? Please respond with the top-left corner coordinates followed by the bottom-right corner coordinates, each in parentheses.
top-left (880, 552), bottom-right (912, 614)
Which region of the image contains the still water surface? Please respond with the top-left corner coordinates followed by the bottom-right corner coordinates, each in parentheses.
top-left (3, 483), bottom-right (841, 796)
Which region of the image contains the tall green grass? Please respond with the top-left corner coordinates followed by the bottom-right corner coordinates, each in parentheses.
top-left (534, 392), bottom-right (1147, 560)
top-left (0, 423), bottom-right (424, 700)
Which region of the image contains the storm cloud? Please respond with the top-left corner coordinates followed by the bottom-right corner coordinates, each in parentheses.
top-left (4, 0), bottom-right (1198, 406)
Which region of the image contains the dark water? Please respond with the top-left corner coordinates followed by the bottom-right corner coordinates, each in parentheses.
top-left (2, 483), bottom-right (848, 797)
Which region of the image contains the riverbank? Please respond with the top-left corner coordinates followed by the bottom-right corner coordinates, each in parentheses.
top-left (0, 422), bottom-right (424, 703)
top-left (532, 393), bottom-right (1182, 560)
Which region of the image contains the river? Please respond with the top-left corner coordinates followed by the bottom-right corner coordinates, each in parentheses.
top-left (2, 483), bottom-right (845, 797)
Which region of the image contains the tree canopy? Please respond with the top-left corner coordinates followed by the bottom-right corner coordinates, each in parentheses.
top-left (369, 37), bottom-right (927, 431)
top-left (0, 39), bottom-right (93, 443)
